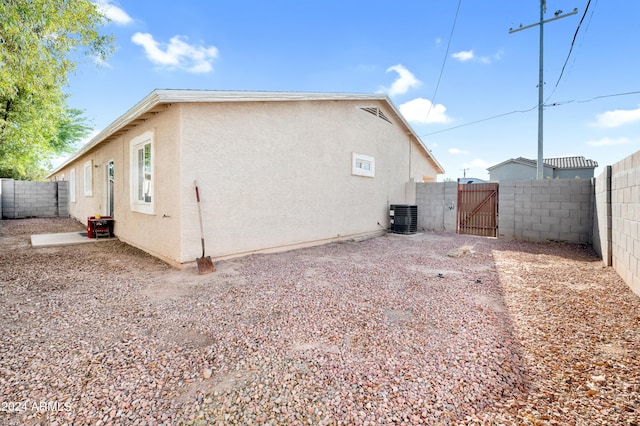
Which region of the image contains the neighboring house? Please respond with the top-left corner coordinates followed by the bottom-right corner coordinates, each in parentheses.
top-left (487, 156), bottom-right (598, 181)
top-left (48, 89), bottom-right (444, 267)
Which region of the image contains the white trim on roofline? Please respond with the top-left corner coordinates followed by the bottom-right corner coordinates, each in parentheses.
top-left (47, 89), bottom-right (444, 177)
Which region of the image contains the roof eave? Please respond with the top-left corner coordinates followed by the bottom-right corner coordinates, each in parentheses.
top-left (47, 90), bottom-right (166, 177)
top-left (47, 89), bottom-right (446, 177)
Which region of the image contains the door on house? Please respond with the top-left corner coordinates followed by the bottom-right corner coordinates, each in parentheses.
top-left (105, 160), bottom-right (115, 217)
top-left (457, 182), bottom-right (498, 237)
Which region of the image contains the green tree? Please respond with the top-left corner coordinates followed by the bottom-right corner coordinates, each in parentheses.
top-left (51, 108), bottom-right (93, 154)
top-left (0, 0), bottom-right (114, 179)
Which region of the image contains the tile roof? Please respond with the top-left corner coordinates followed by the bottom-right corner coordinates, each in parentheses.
top-left (544, 156), bottom-right (598, 169)
top-left (488, 156), bottom-right (598, 170)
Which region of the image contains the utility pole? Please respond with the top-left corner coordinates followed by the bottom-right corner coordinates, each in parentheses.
top-left (461, 168), bottom-right (469, 178)
top-left (509, 2), bottom-right (577, 180)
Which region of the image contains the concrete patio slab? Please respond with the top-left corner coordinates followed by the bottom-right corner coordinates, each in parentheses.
top-left (31, 232), bottom-right (117, 248)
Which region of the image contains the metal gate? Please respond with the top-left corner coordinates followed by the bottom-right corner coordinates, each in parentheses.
top-left (457, 183), bottom-right (498, 237)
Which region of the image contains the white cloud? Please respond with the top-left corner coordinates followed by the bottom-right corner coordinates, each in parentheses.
top-left (453, 49), bottom-right (503, 64)
top-left (464, 159), bottom-right (490, 168)
top-left (435, 37), bottom-right (442, 47)
top-left (590, 106), bottom-right (640, 128)
top-left (449, 148), bottom-right (469, 155)
top-left (398, 98), bottom-right (452, 124)
top-left (588, 137), bottom-right (632, 146)
top-left (452, 50), bottom-right (474, 62)
top-left (131, 32), bottom-right (219, 73)
top-left (379, 64), bottom-right (422, 96)
top-left (96, 0), bottom-right (133, 25)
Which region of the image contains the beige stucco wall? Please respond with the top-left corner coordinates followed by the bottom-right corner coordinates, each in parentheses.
top-left (51, 98), bottom-right (439, 267)
top-left (52, 137), bottom-right (126, 225)
top-left (51, 105), bottom-right (184, 266)
top-left (178, 100), bottom-right (439, 263)
top-left (409, 140), bottom-right (437, 183)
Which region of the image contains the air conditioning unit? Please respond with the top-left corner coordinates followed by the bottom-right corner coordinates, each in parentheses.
top-left (389, 204), bottom-right (417, 234)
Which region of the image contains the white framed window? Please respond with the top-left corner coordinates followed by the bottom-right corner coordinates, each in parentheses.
top-left (130, 131), bottom-right (154, 214)
top-left (352, 152), bottom-right (375, 178)
top-left (69, 168), bottom-right (76, 203)
top-left (84, 160), bottom-right (92, 196)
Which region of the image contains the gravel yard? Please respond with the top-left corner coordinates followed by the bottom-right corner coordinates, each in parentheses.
top-left (1, 218), bottom-right (639, 425)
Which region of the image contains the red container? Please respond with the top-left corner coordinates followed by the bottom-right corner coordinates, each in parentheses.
top-left (87, 216), bottom-right (113, 238)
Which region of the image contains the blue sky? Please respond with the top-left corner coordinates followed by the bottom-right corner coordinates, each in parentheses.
top-left (64, 0), bottom-right (640, 180)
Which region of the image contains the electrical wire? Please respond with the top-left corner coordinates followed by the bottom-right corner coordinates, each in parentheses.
top-left (420, 1), bottom-right (631, 139)
top-left (546, 0), bottom-right (595, 102)
top-left (425, 0), bottom-right (462, 124)
top-left (421, 105), bottom-right (537, 137)
top-left (575, 90), bottom-right (640, 103)
top-left (549, 90), bottom-right (640, 106)
top-left (421, 89), bottom-right (640, 137)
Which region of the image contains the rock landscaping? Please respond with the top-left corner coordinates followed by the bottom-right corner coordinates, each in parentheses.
top-left (0, 218), bottom-right (638, 425)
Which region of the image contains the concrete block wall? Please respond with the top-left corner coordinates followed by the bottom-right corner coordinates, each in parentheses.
top-left (415, 182), bottom-right (457, 232)
top-left (592, 167), bottom-right (612, 266)
top-left (58, 181), bottom-right (69, 217)
top-left (415, 149), bottom-right (640, 296)
top-left (498, 179), bottom-right (593, 244)
top-left (609, 151), bottom-right (640, 295)
top-left (416, 180), bottom-right (592, 242)
top-left (496, 180), bottom-right (515, 239)
top-left (1, 179), bottom-right (15, 218)
top-left (0, 179), bottom-right (69, 219)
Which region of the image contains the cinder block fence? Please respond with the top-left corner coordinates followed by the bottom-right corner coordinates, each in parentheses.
top-left (602, 152), bottom-right (640, 295)
top-left (415, 179), bottom-right (593, 244)
top-left (415, 181), bottom-right (458, 233)
top-left (497, 179), bottom-right (592, 243)
top-left (413, 148), bottom-right (639, 296)
top-left (1, 179), bottom-right (69, 219)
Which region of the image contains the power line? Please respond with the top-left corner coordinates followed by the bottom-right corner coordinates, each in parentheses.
top-left (551, 0), bottom-right (599, 99)
top-left (549, 90), bottom-right (640, 106)
top-left (421, 89), bottom-right (640, 137)
top-left (425, 0), bottom-right (462, 124)
top-left (574, 90), bottom-right (640, 104)
top-left (509, 2), bottom-right (579, 180)
top-left (421, 105), bottom-right (537, 136)
top-left (546, 0), bottom-right (595, 102)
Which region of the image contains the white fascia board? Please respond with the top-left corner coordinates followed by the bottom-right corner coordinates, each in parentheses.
top-left (47, 89), bottom-right (440, 176)
top-left (152, 89), bottom-right (388, 104)
top-left (46, 90), bottom-right (165, 177)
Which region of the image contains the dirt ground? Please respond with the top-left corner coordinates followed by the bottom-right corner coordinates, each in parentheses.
top-left (0, 218), bottom-right (639, 425)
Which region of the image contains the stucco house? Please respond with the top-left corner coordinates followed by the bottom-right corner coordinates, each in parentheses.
top-left (48, 89), bottom-right (444, 267)
top-left (487, 156), bottom-right (598, 181)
